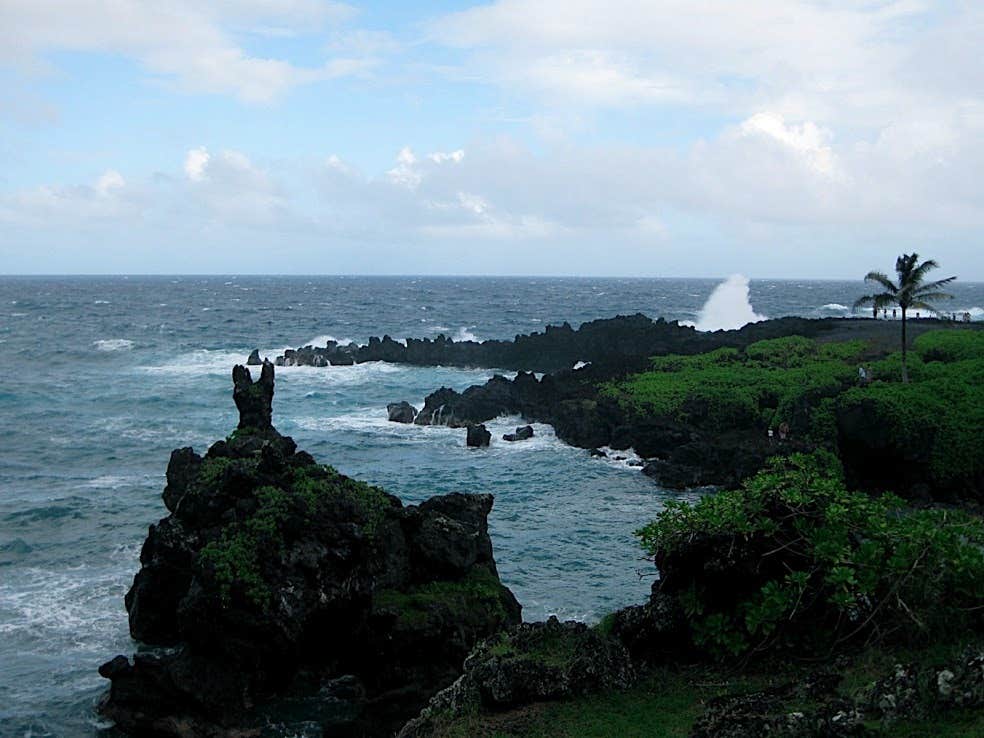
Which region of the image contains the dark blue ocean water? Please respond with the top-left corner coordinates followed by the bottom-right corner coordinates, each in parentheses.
top-left (1, 275), bottom-right (982, 736)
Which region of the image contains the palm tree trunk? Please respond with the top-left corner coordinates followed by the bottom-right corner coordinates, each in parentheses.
top-left (901, 307), bottom-right (909, 383)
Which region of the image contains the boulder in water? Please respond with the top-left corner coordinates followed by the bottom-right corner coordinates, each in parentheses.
top-left (466, 424), bottom-right (491, 447)
top-left (502, 425), bottom-right (534, 442)
top-left (388, 401), bottom-right (419, 424)
top-left (246, 349), bottom-right (262, 365)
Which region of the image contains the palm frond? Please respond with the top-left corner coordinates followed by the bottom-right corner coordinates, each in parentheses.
top-left (909, 258), bottom-right (940, 285)
top-left (862, 271), bottom-right (898, 293)
top-left (895, 253), bottom-right (918, 284)
top-left (911, 291), bottom-right (954, 303)
top-left (913, 275), bottom-right (957, 294)
top-left (852, 292), bottom-right (895, 311)
top-left (908, 300), bottom-right (943, 314)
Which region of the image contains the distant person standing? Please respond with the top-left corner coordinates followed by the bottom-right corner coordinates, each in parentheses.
top-left (964, 312), bottom-right (972, 322)
top-left (892, 308), bottom-right (897, 319)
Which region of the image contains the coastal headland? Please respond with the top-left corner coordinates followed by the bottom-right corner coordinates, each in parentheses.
top-left (98, 314), bottom-right (983, 736)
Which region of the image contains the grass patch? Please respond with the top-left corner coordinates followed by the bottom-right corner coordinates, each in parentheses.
top-left (428, 640), bottom-right (984, 737)
top-left (374, 568), bottom-right (509, 628)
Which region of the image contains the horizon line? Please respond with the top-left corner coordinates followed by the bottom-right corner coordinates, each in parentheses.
top-left (3, 273), bottom-right (983, 284)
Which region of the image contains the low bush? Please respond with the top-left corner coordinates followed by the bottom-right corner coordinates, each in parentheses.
top-left (602, 336), bottom-right (864, 437)
top-left (635, 452), bottom-right (984, 658)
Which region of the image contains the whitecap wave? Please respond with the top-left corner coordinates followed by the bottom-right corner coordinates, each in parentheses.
top-left (821, 303), bottom-right (849, 311)
top-left (452, 326), bottom-right (481, 343)
top-left (692, 275), bottom-right (766, 331)
top-left (93, 300), bottom-right (111, 305)
top-left (94, 339), bottom-right (134, 352)
top-left (303, 334), bottom-right (356, 348)
top-left (138, 348), bottom-right (262, 376)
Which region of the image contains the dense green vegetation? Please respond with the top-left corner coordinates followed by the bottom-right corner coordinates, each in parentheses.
top-left (842, 331), bottom-right (984, 485)
top-left (198, 461), bottom-right (393, 609)
top-left (636, 452), bottom-right (984, 658)
top-left (602, 335), bottom-right (865, 436)
top-left (602, 328), bottom-right (984, 490)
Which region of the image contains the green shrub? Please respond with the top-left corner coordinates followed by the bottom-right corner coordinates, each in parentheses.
top-left (635, 453), bottom-right (984, 658)
top-left (915, 329), bottom-right (984, 363)
top-left (838, 352), bottom-right (984, 485)
top-left (602, 337), bottom-right (859, 436)
top-left (198, 485), bottom-right (290, 608)
top-left (197, 464), bottom-right (394, 610)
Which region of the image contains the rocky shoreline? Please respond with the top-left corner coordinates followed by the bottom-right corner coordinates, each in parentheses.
top-left (257, 315), bottom-right (983, 498)
top-left (259, 314), bottom-right (951, 373)
top-left (98, 318), bottom-right (984, 737)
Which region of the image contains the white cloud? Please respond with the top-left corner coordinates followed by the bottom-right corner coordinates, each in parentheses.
top-left (184, 147), bottom-right (211, 181)
top-left (3, 121), bottom-right (984, 274)
top-left (95, 170), bottom-right (125, 195)
top-left (427, 0), bottom-right (957, 129)
top-left (738, 113), bottom-right (837, 176)
top-left (0, 0), bottom-right (367, 102)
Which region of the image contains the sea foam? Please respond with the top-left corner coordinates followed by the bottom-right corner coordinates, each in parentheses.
top-left (94, 339), bottom-right (134, 352)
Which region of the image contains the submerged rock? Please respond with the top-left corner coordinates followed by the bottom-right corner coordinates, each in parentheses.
top-left (99, 363), bottom-right (520, 737)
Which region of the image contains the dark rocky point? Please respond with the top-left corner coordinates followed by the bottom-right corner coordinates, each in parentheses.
top-left (98, 362), bottom-right (520, 737)
top-left (246, 348), bottom-right (262, 365)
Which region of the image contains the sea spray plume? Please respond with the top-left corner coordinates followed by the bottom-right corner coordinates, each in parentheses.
top-left (693, 275), bottom-right (766, 331)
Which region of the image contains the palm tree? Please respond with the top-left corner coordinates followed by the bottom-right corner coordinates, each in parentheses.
top-left (853, 253), bottom-right (956, 382)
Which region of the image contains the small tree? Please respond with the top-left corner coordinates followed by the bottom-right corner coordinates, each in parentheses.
top-left (853, 253), bottom-right (955, 382)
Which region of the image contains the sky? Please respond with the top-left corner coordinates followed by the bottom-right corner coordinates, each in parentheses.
top-left (1, 0), bottom-right (982, 278)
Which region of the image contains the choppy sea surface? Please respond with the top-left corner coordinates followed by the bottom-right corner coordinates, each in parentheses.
top-left (2, 275), bottom-right (982, 736)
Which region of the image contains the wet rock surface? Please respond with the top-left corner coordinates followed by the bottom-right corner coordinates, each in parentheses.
top-left (387, 400), bottom-right (418, 424)
top-left (99, 363), bottom-right (521, 737)
top-left (270, 315), bottom-right (935, 373)
top-left (503, 425), bottom-right (534, 442)
top-left (466, 423), bottom-right (491, 447)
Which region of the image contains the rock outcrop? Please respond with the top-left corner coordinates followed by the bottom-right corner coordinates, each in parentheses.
top-left (269, 315), bottom-right (920, 373)
top-left (99, 363), bottom-right (521, 737)
top-left (503, 425), bottom-right (534, 442)
top-left (387, 400), bottom-right (418, 424)
top-left (398, 617), bottom-right (634, 738)
top-left (466, 424), bottom-right (491, 448)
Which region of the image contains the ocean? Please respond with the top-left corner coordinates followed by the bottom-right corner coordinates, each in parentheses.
top-left (1, 275), bottom-right (982, 736)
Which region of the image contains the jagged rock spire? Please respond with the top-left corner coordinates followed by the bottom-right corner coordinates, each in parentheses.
top-left (232, 360), bottom-right (274, 429)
